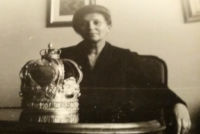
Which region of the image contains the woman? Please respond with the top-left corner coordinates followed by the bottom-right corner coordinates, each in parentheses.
top-left (60, 5), bottom-right (191, 134)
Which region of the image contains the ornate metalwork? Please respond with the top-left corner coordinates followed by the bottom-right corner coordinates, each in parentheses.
top-left (19, 43), bottom-right (82, 123)
top-left (25, 101), bottom-right (79, 110)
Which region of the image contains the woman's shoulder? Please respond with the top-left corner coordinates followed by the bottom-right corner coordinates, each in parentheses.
top-left (60, 44), bottom-right (80, 59)
top-left (60, 44), bottom-right (78, 52)
top-left (107, 42), bottom-right (139, 57)
top-left (60, 41), bottom-right (84, 58)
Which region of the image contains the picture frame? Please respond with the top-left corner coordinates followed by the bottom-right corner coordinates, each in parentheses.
top-left (47, 0), bottom-right (96, 27)
top-left (182, 0), bottom-right (200, 23)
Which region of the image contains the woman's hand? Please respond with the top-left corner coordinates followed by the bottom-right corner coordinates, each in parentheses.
top-left (173, 103), bottom-right (191, 134)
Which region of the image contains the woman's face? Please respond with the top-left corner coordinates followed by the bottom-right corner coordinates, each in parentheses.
top-left (78, 13), bottom-right (111, 42)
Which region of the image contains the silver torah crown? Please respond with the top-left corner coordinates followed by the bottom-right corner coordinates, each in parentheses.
top-left (19, 43), bottom-right (83, 101)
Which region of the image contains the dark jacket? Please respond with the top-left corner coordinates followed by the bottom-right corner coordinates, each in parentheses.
top-left (60, 41), bottom-right (185, 123)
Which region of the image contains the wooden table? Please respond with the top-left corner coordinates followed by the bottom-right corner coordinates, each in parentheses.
top-left (0, 107), bottom-right (166, 134)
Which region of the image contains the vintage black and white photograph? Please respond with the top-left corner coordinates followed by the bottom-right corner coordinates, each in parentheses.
top-left (0, 0), bottom-right (200, 133)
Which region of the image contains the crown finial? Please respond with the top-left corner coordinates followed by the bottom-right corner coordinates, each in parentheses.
top-left (48, 43), bottom-right (53, 49)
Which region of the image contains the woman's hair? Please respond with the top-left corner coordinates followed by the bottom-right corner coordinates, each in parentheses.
top-left (72, 5), bottom-right (112, 34)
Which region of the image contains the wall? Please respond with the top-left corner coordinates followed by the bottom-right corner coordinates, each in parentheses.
top-left (0, 0), bottom-right (200, 132)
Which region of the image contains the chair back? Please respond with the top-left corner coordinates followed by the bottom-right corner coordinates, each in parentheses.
top-left (139, 55), bottom-right (168, 87)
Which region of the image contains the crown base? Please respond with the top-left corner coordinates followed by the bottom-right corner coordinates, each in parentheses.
top-left (20, 99), bottom-right (79, 123)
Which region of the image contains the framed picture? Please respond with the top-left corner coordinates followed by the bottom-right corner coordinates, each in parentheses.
top-left (47, 0), bottom-right (96, 27)
top-left (182, 0), bottom-right (200, 23)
